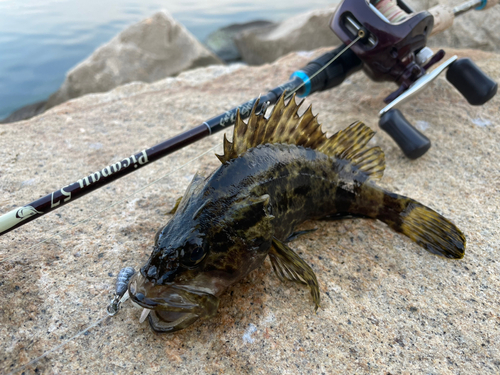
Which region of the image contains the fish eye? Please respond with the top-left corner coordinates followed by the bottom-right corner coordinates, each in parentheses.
top-left (181, 244), bottom-right (206, 267)
top-left (190, 246), bottom-right (205, 263)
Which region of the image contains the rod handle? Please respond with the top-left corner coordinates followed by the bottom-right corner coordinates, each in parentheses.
top-left (291, 44), bottom-right (363, 97)
top-left (429, 5), bottom-right (455, 36)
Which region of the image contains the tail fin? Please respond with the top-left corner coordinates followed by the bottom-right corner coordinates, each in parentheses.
top-left (398, 202), bottom-right (465, 259)
top-left (372, 188), bottom-right (466, 259)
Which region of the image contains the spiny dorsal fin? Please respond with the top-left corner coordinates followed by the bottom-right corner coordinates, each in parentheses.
top-left (215, 93), bottom-right (385, 181)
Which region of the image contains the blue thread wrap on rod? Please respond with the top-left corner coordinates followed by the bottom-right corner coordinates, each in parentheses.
top-left (290, 71), bottom-right (312, 97)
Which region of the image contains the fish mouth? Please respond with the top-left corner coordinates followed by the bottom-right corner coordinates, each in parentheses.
top-left (128, 273), bottom-right (219, 333)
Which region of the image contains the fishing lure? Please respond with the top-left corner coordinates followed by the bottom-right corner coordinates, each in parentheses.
top-left (127, 94), bottom-right (465, 333)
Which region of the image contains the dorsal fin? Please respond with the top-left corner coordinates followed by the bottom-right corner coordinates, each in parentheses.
top-left (318, 121), bottom-right (386, 181)
top-left (216, 93), bottom-right (385, 181)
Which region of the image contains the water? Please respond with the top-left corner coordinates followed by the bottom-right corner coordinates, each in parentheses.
top-left (0, 0), bottom-right (330, 119)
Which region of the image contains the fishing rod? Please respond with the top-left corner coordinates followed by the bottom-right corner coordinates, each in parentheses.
top-left (0, 37), bottom-right (363, 237)
top-left (0, 0), bottom-right (497, 238)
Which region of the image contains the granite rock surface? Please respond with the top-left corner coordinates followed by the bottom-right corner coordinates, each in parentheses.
top-left (0, 101), bottom-right (47, 125)
top-left (0, 48), bottom-right (499, 374)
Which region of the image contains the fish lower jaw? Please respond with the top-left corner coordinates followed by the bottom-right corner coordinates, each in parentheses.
top-left (130, 299), bottom-right (197, 330)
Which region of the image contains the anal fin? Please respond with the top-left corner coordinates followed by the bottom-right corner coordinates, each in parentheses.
top-left (269, 237), bottom-right (320, 310)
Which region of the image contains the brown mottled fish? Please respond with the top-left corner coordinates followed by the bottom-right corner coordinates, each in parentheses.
top-left (128, 94), bottom-right (465, 333)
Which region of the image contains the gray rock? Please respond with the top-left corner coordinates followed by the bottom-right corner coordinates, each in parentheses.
top-left (205, 20), bottom-right (276, 62)
top-left (234, 5), bottom-right (342, 65)
top-left (1, 47), bottom-right (499, 374)
top-left (0, 100), bottom-right (46, 124)
top-left (46, 10), bottom-right (222, 110)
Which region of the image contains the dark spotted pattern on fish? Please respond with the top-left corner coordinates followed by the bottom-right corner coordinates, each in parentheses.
top-left (128, 94), bottom-right (466, 333)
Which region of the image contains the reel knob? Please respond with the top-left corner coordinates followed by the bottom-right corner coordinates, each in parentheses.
top-left (446, 58), bottom-right (498, 105)
top-left (379, 109), bottom-right (431, 159)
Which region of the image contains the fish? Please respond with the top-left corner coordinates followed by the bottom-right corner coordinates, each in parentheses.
top-left (127, 94), bottom-right (466, 333)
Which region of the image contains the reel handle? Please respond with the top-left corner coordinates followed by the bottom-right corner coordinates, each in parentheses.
top-left (446, 58), bottom-right (498, 105)
top-left (379, 109), bottom-right (431, 159)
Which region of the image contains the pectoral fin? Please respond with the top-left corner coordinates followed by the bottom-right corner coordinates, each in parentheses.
top-left (168, 197), bottom-right (183, 214)
top-left (285, 228), bottom-right (318, 242)
top-left (269, 238), bottom-right (320, 310)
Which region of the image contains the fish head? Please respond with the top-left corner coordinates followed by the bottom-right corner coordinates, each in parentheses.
top-left (128, 213), bottom-right (218, 333)
top-left (128, 181), bottom-right (274, 333)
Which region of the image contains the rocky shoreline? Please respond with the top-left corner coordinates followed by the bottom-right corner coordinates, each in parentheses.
top-left (3, 1), bottom-right (500, 124)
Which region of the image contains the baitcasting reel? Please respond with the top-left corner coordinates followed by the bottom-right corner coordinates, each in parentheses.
top-left (293, 0), bottom-right (498, 159)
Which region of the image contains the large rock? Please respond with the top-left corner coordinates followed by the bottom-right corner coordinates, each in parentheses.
top-left (205, 20), bottom-right (276, 62)
top-left (1, 48), bottom-right (499, 374)
top-left (234, 6), bottom-right (341, 65)
top-left (46, 11), bottom-right (222, 109)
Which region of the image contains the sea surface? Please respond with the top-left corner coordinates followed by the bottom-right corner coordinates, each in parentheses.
top-left (0, 0), bottom-right (330, 119)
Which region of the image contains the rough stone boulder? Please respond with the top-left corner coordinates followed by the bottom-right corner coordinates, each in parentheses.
top-left (1, 48), bottom-right (499, 374)
top-left (205, 20), bottom-right (276, 62)
top-left (234, 6), bottom-right (341, 65)
top-left (46, 10), bottom-right (222, 109)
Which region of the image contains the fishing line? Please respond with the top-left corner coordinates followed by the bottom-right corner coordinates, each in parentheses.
top-left (373, 0), bottom-right (408, 22)
top-left (0, 144), bottom-right (221, 264)
top-left (9, 289), bottom-right (131, 374)
top-left (8, 313), bottom-right (109, 375)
